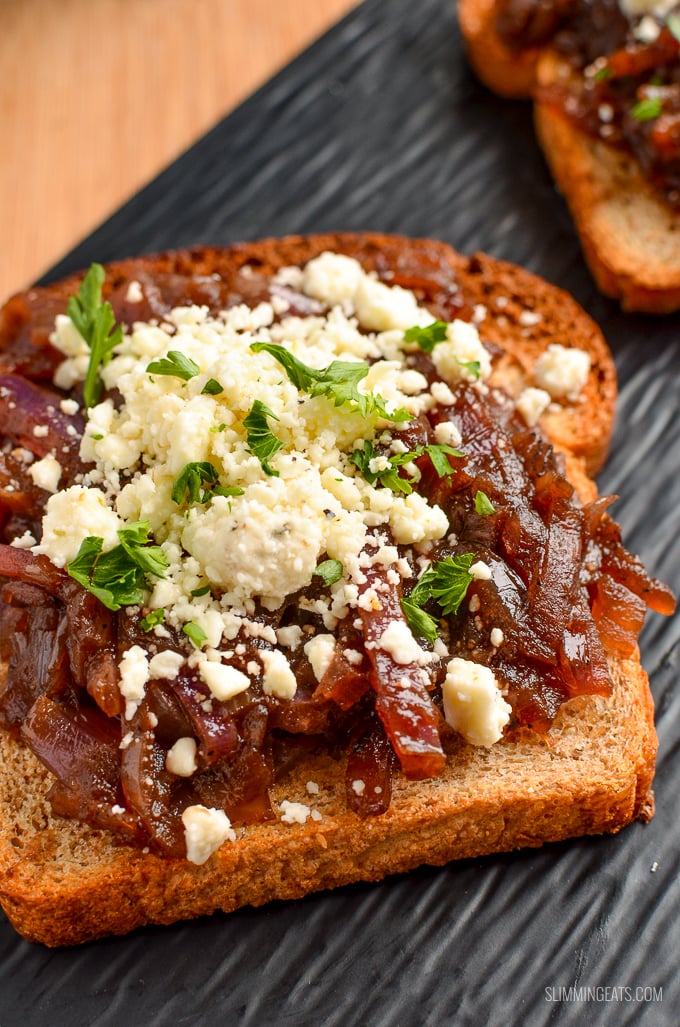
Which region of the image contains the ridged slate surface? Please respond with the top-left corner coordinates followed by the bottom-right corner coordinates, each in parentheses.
top-left (3, 1), bottom-right (679, 1024)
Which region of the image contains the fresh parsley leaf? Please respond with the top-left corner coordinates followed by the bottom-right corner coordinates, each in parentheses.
top-left (250, 342), bottom-right (411, 423)
top-left (349, 441), bottom-right (416, 494)
top-left (457, 358), bottom-right (481, 380)
top-left (183, 621), bottom-right (208, 648)
top-left (400, 599), bottom-right (440, 644)
top-left (351, 441), bottom-right (462, 494)
top-left (403, 320), bottom-right (448, 353)
top-left (593, 65), bottom-right (612, 83)
top-left (400, 554), bottom-right (475, 639)
top-left (67, 263), bottom-right (122, 408)
top-left (428, 554), bottom-right (476, 616)
top-left (424, 443), bottom-right (463, 478)
top-left (201, 378), bottom-right (224, 395)
top-left (243, 400), bottom-right (284, 476)
top-left (172, 461), bottom-right (243, 505)
top-left (474, 490), bottom-right (496, 516)
top-left (67, 521), bottom-right (168, 611)
top-left (314, 559), bottom-right (344, 586)
top-left (190, 585), bottom-right (211, 597)
top-left (146, 350), bottom-right (200, 381)
top-left (631, 97), bottom-right (662, 122)
top-left (140, 608), bottom-right (166, 631)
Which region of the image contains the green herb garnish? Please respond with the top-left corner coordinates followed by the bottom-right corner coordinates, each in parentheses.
top-left (67, 520), bottom-right (168, 611)
top-left (403, 320), bottom-right (449, 353)
top-left (350, 441), bottom-right (462, 494)
top-left (457, 358), bottom-right (481, 380)
top-left (183, 621), bottom-right (208, 648)
top-left (474, 490), bottom-right (496, 516)
top-left (201, 378), bottom-right (224, 395)
top-left (146, 350), bottom-right (200, 381)
top-left (593, 65), bottom-right (612, 84)
top-left (172, 461), bottom-right (243, 505)
top-left (400, 554), bottom-right (475, 640)
top-left (67, 263), bottom-right (122, 408)
top-left (250, 342), bottom-right (411, 423)
top-left (631, 97), bottom-right (663, 122)
top-left (190, 585), bottom-right (212, 597)
top-left (313, 559), bottom-right (344, 586)
top-left (243, 400), bottom-right (284, 476)
top-left (140, 608), bottom-right (166, 631)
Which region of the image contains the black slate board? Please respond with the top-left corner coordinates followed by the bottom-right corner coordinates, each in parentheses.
top-left (3, 1), bottom-right (680, 1024)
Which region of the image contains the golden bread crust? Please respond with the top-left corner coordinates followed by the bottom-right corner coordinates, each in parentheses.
top-left (457, 3), bottom-right (680, 312)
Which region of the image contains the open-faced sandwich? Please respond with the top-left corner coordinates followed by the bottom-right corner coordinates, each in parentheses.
top-left (0, 233), bottom-right (674, 945)
top-left (458, 0), bottom-right (680, 312)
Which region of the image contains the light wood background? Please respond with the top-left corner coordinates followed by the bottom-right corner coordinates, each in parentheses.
top-left (0, 0), bottom-right (359, 301)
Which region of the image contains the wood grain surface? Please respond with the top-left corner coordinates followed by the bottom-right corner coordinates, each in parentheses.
top-left (0, 0), bottom-right (359, 300)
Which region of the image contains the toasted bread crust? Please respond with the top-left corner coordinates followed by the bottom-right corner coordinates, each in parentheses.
top-left (0, 234), bottom-right (652, 947)
top-left (457, 1), bottom-right (680, 312)
top-left (458, 0), bottom-right (541, 97)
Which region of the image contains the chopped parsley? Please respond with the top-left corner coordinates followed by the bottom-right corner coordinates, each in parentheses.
top-left (67, 520), bottom-right (168, 611)
top-left (140, 607), bottom-right (166, 631)
top-left (457, 358), bottom-right (481, 380)
top-left (474, 490), bottom-right (496, 516)
top-left (183, 621), bottom-right (208, 648)
top-left (350, 441), bottom-right (463, 494)
top-left (146, 350), bottom-right (200, 381)
top-left (201, 377), bottom-right (224, 395)
top-left (401, 554), bottom-right (475, 640)
top-left (631, 97), bottom-right (663, 122)
top-left (243, 400), bottom-right (284, 476)
top-left (313, 559), bottom-right (344, 586)
top-left (172, 461), bottom-right (243, 505)
top-left (403, 320), bottom-right (448, 353)
top-left (592, 65), bottom-right (612, 84)
top-left (250, 342), bottom-right (411, 423)
top-left (667, 13), bottom-right (680, 43)
top-left (67, 263), bottom-right (122, 409)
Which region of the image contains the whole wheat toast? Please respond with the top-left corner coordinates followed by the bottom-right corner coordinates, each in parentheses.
top-left (457, 0), bottom-right (680, 313)
top-left (0, 234), bottom-right (662, 947)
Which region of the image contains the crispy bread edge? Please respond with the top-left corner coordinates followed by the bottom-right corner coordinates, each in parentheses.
top-left (0, 234), bottom-right (650, 946)
top-left (457, 4), bottom-right (680, 312)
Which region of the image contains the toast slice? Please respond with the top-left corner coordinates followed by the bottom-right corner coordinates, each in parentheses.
top-left (457, 0), bottom-right (680, 312)
top-left (0, 234), bottom-right (666, 946)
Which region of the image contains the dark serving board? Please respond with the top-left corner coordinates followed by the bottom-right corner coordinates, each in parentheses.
top-left (3, 2), bottom-right (679, 1024)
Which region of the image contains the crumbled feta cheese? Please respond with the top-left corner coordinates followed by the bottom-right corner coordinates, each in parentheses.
top-left (490, 627), bottom-right (504, 647)
top-left (260, 649), bottom-right (298, 699)
top-left (351, 779), bottom-right (366, 795)
top-left (304, 633), bottom-right (336, 681)
top-left (34, 485), bottom-right (123, 567)
top-left (534, 344), bottom-right (590, 401)
top-left (377, 620), bottom-right (433, 666)
top-left (148, 650), bottom-right (185, 680)
top-left (118, 645), bottom-right (150, 720)
top-left (470, 561), bottom-right (492, 581)
top-left (518, 310), bottom-right (542, 327)
top-left (433, 420), bottom-right (462, 448)
top-left (199, 660), bottom-right (251, 701)
top-left (166, 737), bottom-right (198, 777)
top-left (442, 658), bottom-right (512, 746)
top-left (279, 800), bottom-right (311, 824)
top-left (432, 319), bottom-right (492, 384)
top-left (306, 780), bottom-right (320, 795)
top-left (28, 453), bottom-right (62, 493)
top-left (515, 387), bottom-right (551, 427)
top-left (125, 280), bottom-right (144, 303)
top-left (182, 805), bottom-right (235, 864)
